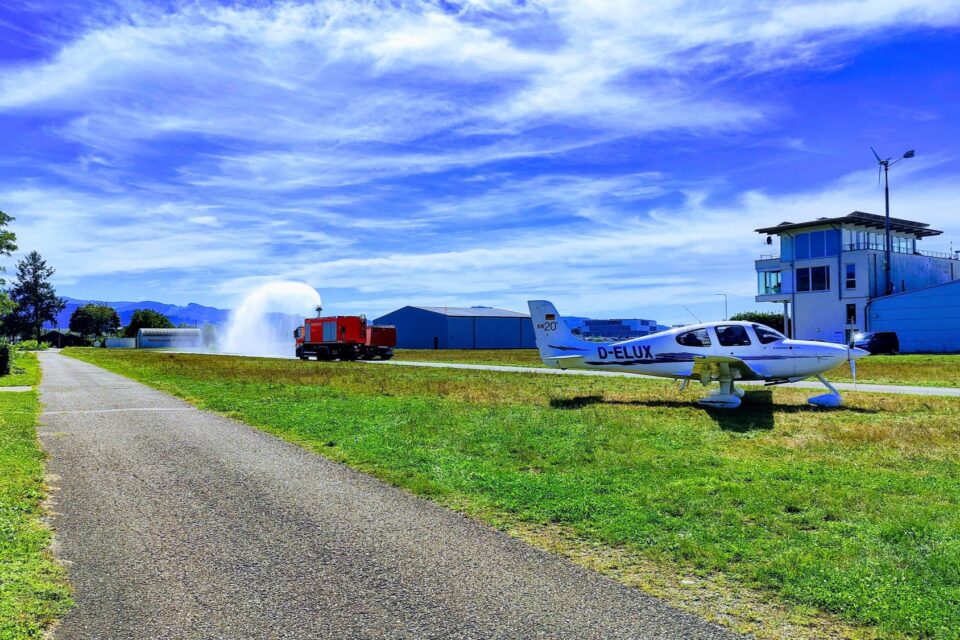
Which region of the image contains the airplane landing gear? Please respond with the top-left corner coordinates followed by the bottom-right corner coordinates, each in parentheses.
top-left (807, 374), bottom-right (843, 407)
top-left (697, 369), bottom-right (742, 409)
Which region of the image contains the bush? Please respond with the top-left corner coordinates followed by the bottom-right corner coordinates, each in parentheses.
top-left (0, 342), bottom-right (9, 376)
top-left (14, 340), bottom-right (50, 351)
top-left (729, 311), bottom-right (785, 334)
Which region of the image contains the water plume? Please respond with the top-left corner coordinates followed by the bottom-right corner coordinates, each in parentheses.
top-left (220, 281), bottom-right (322, 357)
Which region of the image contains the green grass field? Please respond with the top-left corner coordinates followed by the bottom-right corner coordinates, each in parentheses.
top-left (393, 348), bottom-right (542, 367)
top-left (64, 348), bottom-right (960, 639)
top-left (829, 354), bottom-right (960, 387)
top-left (393, 348), bottom-right (960, 387)
top-left (0, 351), bottom-right (42, 388)
top-left (0, 353), bottom-right (71, 638)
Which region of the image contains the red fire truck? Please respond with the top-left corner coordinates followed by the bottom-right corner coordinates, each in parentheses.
top-left (294, 315), bottom-right (396, 361)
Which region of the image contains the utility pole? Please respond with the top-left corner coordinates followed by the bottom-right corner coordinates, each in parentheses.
top-left (872, 147), bottom-right (914, 296)
top-left (715, 293), bottom-right (728, 321)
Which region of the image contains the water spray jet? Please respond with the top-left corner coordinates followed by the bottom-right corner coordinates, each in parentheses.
top-left (221, 281), bottom-right (322, 357)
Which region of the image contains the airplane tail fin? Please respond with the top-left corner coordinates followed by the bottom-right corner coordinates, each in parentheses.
top-left (527, 300), bottom-right (592, 366)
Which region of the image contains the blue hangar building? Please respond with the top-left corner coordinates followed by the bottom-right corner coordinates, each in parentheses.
top-left (373, 306), bottom-right (536, 349)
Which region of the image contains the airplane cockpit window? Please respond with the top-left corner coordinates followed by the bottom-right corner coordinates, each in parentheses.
top-left (716, 325), bottom-right (752, 347)
top-left (752, 324), bottom-right (785, 344)
top-left (676, 328), bottom-right (712, 348)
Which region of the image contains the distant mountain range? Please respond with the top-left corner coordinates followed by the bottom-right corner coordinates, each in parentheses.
top-left (53, 299), bottom-right (586, 333)
top-left (55, 298), bottom-right (231, 329)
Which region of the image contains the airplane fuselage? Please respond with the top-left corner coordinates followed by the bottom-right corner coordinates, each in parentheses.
top-left (542, 323), bottom-right (853, 383)
top-left (528, 300), bottom-right (869, 408)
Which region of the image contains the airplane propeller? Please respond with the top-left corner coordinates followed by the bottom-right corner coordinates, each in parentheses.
top-left (848, 345), bottom-right (858, 388)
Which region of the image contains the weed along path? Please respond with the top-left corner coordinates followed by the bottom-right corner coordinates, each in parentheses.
top-left (37, 351), bottom-right (737, 639)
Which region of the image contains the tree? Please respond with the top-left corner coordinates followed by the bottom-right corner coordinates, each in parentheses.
top-left (0, 211), bottom-right (17, 260)
top-left (124, 309), bottom-right (173, 337)
top-left (729, 310), bottom-right (785, 334)
top-left (69, 304), bottom-right (121, 341)
top-left (0, 211), bottom-right (18, 322)
top-left (6, 251), bottom-right (65, 342)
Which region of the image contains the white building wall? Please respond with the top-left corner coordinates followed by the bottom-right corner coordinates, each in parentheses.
top-left (869, 281), bottom-right (960, 352)
top-left (889, 252), bottom-right (958, 293)
top-left (784, 253), bottom-right (871, 343)
top-left (759, 246), bottom-right (959, 343)
top-left (105, 337), bottom-right (136, 349)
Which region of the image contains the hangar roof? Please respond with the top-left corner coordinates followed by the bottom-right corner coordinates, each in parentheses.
top-left (411, 306), bottom-right (530, 318)
top-left (755, 211), bottom-right (942, 238)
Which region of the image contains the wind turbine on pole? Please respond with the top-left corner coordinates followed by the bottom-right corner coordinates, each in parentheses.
top-left (871, 147), bottom-right (915, 296)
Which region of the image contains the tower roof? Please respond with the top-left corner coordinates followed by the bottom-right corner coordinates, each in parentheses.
top-left (755, 211), bottom-right (942, 238)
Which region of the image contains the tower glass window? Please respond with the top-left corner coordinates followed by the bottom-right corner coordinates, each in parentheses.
top-left (757, 271), bottom-right (781, 295)
top-left (811, 266), bottom-right (828, 290)
top-left (794, 230), bottom-right (840, 259)
top-left (796, 266), bottom-right (830, 292)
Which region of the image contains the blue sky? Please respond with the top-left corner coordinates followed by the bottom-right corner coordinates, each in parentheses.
top-left (1, 0), bottom-right (959, 323)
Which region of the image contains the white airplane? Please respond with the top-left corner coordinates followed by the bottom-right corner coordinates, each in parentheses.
top-left (527, 300), bottom-right (869, 409)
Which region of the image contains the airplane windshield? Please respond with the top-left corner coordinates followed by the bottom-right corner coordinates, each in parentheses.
top-left (676, 328), bottom-right (712, 348)
top-left (752, 324), bottom-right (785, 344)
top-left (716, 325), bottom-right (752, 347)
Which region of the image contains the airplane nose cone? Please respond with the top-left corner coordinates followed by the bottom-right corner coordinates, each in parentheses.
top-left (849, 347), bottom-right (870, 360)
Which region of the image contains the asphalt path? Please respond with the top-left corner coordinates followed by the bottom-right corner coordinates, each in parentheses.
top-left (38, 351), bottom-right (739, 639)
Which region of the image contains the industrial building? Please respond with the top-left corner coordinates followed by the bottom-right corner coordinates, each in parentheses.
top-left (40, 330), bottom-right (88, 347)
top-left (868, 281), bottom-right (960, 352)
top-left (755, 211), bottom-right (960, 349)
top-left (136, 328), bottom-right (202, 349)
top-left (373, 306), bottom-right (535, 349)
top-left (578, 318), bottom-right (666, 340)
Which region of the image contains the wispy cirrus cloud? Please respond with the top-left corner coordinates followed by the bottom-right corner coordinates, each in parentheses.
top-left (0, 0), bottom-right (958, 316)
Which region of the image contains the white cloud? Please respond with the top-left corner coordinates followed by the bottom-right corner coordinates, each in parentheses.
top-left (1, 0), bottom-right (958, 316)
top-left (202, 163), bottom-right (960, 319)
top-left (5, 0), bottom-right (954, 188)
top-left (4, 158), bottom-right (958, 320)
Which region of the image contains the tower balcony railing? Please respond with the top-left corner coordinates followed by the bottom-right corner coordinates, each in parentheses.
top-left (916, 249), bottom-right (959, 260)
top-left (843, 242), bottom-right (958, 259)
top-left (760, 246), bottom-right (959, 261)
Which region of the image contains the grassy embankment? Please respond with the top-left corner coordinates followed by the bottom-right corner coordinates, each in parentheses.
top-left (0, 349), bottom-right (41, 388)
top-left (65, 348), bottom-right (960, 639)
top-left (0, 351), bottom-right (71, 638)
top-left (394, 349), bottom-right (960, 387)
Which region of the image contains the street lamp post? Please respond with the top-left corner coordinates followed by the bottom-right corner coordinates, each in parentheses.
top-left (872, 147), bottom-right (915, 296)
top-left (715, 293), bottom-right (728, 321)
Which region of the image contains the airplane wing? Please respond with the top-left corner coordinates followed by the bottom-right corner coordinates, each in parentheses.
top-left (691, 355), bottom-right (764, 381)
